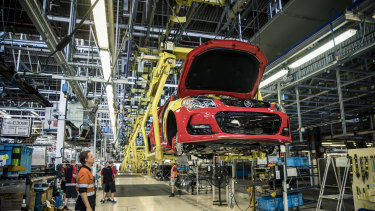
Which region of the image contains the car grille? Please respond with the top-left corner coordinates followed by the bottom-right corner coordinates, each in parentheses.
top-left (215, 111), bottom-right (281, 135)
top-left (220, 98), bottom-right (270, 108)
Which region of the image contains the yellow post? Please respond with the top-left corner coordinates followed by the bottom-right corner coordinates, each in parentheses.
top-left (132, 124), bottom-right (140, 169)
top-left (151, 72), bottom-right (169, 160)
top-left (150, 53), bottom-right (176, 160)
top-left (141, 103), bottom-right (152, 156)
top-left (123, 122), bottom-right (140, 171)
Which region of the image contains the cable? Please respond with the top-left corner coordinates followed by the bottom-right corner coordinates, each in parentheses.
top-left (227, 178), bottom-right (253, 211)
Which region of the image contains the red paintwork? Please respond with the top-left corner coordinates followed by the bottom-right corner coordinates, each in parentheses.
top-left (177, 40), bottom-right (267, 99)
top-left (149, 99), bottom-right (292, 153)
top-left (148, 40), bottom-right (291, 154)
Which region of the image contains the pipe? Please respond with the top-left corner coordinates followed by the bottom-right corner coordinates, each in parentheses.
top-left (296, 87), bottom-right (303, 142)
top-left (336, 69), bottom-right (347, 135)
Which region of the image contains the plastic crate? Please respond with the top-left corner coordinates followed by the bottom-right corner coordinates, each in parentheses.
top-left (299, 157), bottom-right (309, 169)
top-left (20, 146), bottom-right (33, 174)
top-left (276, 195), bottom-right (292, 210)
top-left (0, 144), bottom-right (14, 166)
top-left (292, 193), bottom-right (303, 207)
top-left (0, 145), bottom-right (33, 175)
top-left (278, 157), bottom-right (309, 168)
top-left (257, 196), bottom-right (277, 211)
top-left (275, 193), bottom-right (303, 209)
top-left (277, 157), bottom-right (296, 167)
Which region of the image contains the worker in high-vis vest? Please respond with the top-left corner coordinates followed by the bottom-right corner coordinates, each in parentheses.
top-left (75, 151), bottom-right (96, 211)
top-left (169, 162), bottom-right (181, 197)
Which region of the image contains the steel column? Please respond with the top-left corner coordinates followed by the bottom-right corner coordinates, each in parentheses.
top-left (55, 80), bottom-right (67, 167)
top-left (93, 113), bottom-right (98, 176)
top-left (336, 69), bottom-right (347, 135)
top-left (295, 87), bottom-right (303, 142)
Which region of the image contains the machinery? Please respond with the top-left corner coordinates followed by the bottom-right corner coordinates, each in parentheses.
top-left (32, 182), bottom-right (49, 211)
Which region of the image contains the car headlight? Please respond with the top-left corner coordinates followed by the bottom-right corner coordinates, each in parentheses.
top-left (182, 98), bottom-right (217, 109)
top-left (275, 103), bottom-right (286, 113)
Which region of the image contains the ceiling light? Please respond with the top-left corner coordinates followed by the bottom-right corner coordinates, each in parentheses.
top-left (30, 110), bottom-right (39, 116)
top-left (289, 29), bottom-right (357, 68)
top-left (0, 110), bottom-right (6, 115)
top-left (91, 0), bottom-right (116, 141)
top-left (329, 144), bottom-right (346, 147)
top-left (91, 0), bottom-right (108, 49)
top-left (259, 69), bottom-right (288, 88)
top-left (100, 51), bottom-right (111, 80)
top-left (322, 142), bottom-right (333, 145)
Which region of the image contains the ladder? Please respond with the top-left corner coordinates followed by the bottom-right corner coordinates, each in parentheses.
top-left (316, 156), bottom-right (352, 211)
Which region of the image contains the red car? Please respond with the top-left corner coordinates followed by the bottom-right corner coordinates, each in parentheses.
top-left (149, 40), bottom-right (291, 156)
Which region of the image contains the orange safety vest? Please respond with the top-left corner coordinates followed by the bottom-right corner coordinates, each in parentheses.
top-left (76, 165), bottom-right (96, 197)
top-left (171, 165), bottom-right (177, 178)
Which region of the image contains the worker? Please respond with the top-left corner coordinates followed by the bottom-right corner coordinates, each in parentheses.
top-left (109, 161), bottom-right (117, 202)
top-left (169, 162), bottom-right (181, 197)
top-left (61, 163), bottom-right (67, 206)
top-left (75, 151), bottom-right (96, 211)
top-left (100, 161), bottom-right (116, 203)
top-left (100, 161), bottom-right (109, 191)
top-left (110, 161), bottom-right (118, 183)
top-left (64, 160), bottom-right (78, 209)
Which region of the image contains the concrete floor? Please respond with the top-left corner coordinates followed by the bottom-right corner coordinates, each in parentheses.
top-left (67, 175), bottom-right (259, 211)
top-left (66, 175), bottom-right (350, 211)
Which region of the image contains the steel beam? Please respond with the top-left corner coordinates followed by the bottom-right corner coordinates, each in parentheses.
top-left (18, 0), bottom-right (88, 108)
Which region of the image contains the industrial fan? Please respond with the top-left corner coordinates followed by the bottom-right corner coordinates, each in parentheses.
top-left (209, 166), bottom-right (230, 206)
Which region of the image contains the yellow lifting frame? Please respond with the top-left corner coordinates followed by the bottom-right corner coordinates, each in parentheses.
top-left (122, 117), bottom-right (141, 171)
top-left (141, 103), bottom-right (152, 156)
top-left (147, 52), bottom-right (176, 160)
top-left (220, 152), bottom-right (265, 161)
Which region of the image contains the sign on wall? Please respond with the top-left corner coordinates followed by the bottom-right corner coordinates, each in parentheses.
top-left (0, 118), bottom-right (32, 138)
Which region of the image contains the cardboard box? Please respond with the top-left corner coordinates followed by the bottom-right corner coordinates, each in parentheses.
top-left (0, 193), bottom-right (23, 211)
top-left (46, 187), bottom-right (53, 200)
top-left (28, 190), bottom-right (36, 209)
top-left (28, 190), bottom-right (47, 209)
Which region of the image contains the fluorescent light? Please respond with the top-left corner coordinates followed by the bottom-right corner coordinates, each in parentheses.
top-left (0, 110), bottom-right (6, 115)
top-left (289, 29), bottom-right (357, 68)
top-left (99, 50), bottom-right (111, 80)
top-left (322, 142), bottom-right (332, 145)
top-left (91, 0), bottom-right (109, 49)
top-left (259, 69), bottom-right (288, 88)
top-left (30, 111), bottom-right (39, 116)
top-left (329, 144), bottom-right (346, 147)
top-left (91, 0), bottom-right (116, 141)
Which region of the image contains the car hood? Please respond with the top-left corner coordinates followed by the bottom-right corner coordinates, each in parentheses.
top-left (177, 40), bottom-right (267, 99)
